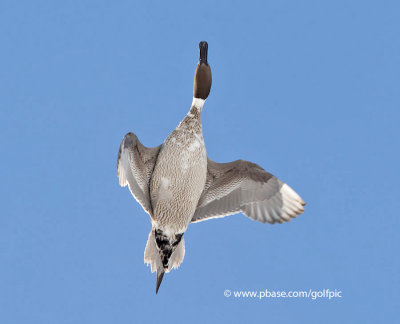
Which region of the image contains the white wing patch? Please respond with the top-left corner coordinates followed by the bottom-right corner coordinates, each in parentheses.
top-left (280, 183), bottom-right (305, 219)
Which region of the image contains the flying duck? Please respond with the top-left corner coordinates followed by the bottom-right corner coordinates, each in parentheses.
top-left (117, 41), bottom-right (305, 293)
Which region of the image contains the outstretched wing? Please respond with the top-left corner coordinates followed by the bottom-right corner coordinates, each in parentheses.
top-left (117, 132), bottom-right (161, 217)
top-left (192, 159), bottom-right (305, 224)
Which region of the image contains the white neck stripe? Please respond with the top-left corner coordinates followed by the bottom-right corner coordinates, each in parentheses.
top-left (192, 97), bottom-right (205, 110)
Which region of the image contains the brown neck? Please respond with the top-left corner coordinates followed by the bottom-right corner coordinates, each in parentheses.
top-left (193, 63), bottom-right (212, 100)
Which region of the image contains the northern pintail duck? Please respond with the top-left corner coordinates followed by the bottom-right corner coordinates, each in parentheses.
top-left (117, 41), bottom-right (305, 293)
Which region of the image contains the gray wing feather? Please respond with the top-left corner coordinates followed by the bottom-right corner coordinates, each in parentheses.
top-left (117, 132), bottom-right (161, 217)
top-left (192, 158), bottom-right (305, 224)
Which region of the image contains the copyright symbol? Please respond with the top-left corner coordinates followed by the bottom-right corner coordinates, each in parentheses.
top-left (224, 290), bottom-right (231, 297)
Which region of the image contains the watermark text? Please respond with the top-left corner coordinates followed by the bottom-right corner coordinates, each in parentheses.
top-left (224, 289), bottom-right (342, 300)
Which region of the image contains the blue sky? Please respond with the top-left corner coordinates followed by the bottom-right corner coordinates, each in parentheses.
top-left (1, 0), bottom-right (399, 323)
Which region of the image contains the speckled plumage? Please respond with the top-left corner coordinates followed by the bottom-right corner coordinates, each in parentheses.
top-left (117, 41), bottom-right (306, 294)
top-left (150, 103), bottom-right (207, 234)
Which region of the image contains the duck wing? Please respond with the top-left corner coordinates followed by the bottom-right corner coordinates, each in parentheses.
top-left (192, 158), bottom-right (305, 224)
top-left (117, 132), bottom-right (161, 217)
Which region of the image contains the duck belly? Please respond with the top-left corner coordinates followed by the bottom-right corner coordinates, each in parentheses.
top-left (150, 138), bottom-right (207, 234)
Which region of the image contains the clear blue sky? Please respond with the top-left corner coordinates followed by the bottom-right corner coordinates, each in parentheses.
top-left (1, 1), bottom-right (399, 323)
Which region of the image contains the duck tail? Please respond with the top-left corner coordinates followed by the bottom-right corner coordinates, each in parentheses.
top-left (168, 235), bottom-right (185, 271)
top-left (144, 227), bottom-right (162, 273)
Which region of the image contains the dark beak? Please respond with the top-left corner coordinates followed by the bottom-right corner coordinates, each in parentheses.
top-left (199, 41), bottom-right (208, 65)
